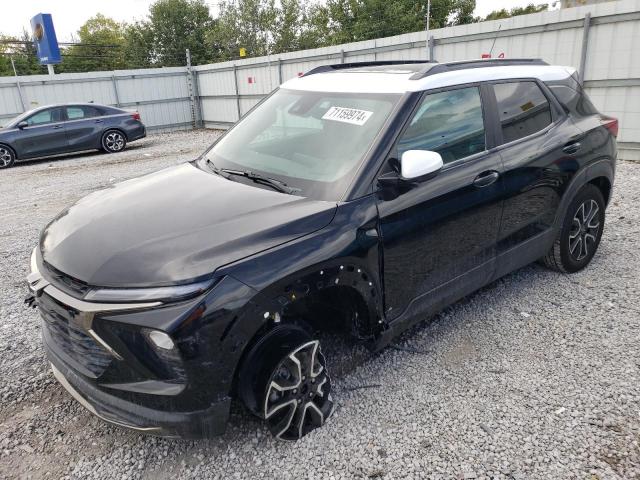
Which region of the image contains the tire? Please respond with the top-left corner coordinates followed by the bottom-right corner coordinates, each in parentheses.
top-left (101, 130), bottom-right (127, 153)
top-left (0, 145), bottom-right (16, 169)
top-left (237, 324), bottom-right (335, 441)
top-left (542, 184), bottom-right (605, 273)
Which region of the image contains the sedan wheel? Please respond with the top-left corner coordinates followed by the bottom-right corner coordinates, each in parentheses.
top-left (102, 131), bottom-right (126, 153)
top-left (0, 146), bottom-right (15, 169)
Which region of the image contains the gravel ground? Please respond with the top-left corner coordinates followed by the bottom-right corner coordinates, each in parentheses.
top-left (0, 130), bottom-right (639, 480)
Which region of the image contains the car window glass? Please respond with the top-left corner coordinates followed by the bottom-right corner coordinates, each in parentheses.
top-left (494, 81), bottom-right (552, 144)
top-left (66, 106), bottom-right (101, 120)
top-left (26, 109), bottom-right (62, 126)
top-left (397, 86), bottom-right (486, 164)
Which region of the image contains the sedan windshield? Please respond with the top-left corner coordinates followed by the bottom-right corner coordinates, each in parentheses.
top-left (203, 88), bottom-right (400, 200)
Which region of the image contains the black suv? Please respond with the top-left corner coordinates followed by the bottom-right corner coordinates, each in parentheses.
top-left (26, 59), bottom-right (617, 441)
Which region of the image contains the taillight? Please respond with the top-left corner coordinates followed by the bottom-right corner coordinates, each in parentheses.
top-left (600, 115), bottom-right (618, 137)
top-left (131, 112), bottom-right (141, 121)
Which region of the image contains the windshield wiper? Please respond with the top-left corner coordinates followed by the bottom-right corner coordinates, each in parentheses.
top-left (205, 160), bottom-right (300, 195)
top-left (216, 165), bottom-right (300, 195)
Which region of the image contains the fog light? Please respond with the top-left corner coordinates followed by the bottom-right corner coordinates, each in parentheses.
top-left (144, 329), bottom-right (175, 350)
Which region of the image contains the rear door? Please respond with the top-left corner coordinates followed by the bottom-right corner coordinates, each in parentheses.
top-left (64, 105), bottom-right (105, 151)
top-left (376, 84), bottom-right (505, 321)
top-left (14, 107), bottom-right (67, 158)
top-left (489, 79), bottom-right (584, 276)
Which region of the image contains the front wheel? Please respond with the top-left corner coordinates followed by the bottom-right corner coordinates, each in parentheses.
top-left (238, 325), bottom-right (334, 441)
top-left (101, 130), bottom-right (127, 153)
top-left (542, 184), bottom-right (606, 273)
top-left (0, 145), bottom-right (16, 169)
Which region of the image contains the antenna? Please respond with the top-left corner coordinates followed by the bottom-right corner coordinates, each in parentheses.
top-left (488, 24), bottom-right (502, 58)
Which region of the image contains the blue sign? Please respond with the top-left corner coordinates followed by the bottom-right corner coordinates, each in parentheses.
top-left (30, 13), bottom-right (61, 65)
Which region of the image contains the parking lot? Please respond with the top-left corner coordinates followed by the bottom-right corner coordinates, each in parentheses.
top-left (0, 130), bottom-right (639, 480)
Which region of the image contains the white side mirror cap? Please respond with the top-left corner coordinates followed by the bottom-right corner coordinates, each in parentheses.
top-left (400, 150), bottom-right (444, 180)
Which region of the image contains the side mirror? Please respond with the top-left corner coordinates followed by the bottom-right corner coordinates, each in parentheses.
top-left (378, 150), bottom-right (443, 189)
top-left (17, 121), bottom-right (28, 129)
top-left (400, 150), bottom-right (443, 181)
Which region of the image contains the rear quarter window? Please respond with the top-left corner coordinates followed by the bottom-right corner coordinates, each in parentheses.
top-left (494, 81), bottom-right (552, 144)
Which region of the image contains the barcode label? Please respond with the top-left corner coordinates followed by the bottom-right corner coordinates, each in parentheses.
top-left (322, 106), bottom-right (373, 126)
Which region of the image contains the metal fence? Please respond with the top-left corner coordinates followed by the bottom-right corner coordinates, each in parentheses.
top-left (1, 0), bottom-right (639, 158)
top-left (0, 67), bottom-right (194, 133)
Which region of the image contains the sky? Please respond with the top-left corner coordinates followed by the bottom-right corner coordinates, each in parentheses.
top-left (0, 0), bottom-right (555, 41)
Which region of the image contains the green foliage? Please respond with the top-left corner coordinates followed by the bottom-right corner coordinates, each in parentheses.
top-left (484, 3), bottom-right (548, 21)
top-left (0, 30), bottom-right (46, 77)
top-left (147, 0), bottom-right (214, 66)
top-left (0, 0), bottom-right (552, 76)
top-left (59, 14), bottom-right (127, 72)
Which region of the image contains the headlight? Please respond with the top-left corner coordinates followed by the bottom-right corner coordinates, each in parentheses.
top-left (84, 278), bottom-right (215, 303)
top-left (30, 246), bottom-right (39, 274)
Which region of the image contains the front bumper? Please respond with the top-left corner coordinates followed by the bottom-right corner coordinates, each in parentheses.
top-left (27, 258), bottom-right (252, 439)
top-left (47, 350), bottom-right (230, 439)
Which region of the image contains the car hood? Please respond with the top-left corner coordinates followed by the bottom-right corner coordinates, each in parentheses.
top-left (40, 162), bottom-right (337, 287)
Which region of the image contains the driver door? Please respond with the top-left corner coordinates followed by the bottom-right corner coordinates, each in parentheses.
top-left (14, 107), bottom-right (68, 159)
top-left (376, 84), bottom-right (505, 321)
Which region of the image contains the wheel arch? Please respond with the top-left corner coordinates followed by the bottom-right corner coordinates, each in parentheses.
top-left (0, 142), bottom-right (18, 160)
top-left (229, 259), bottom-right (383, 398)
top-left (553, 159), bottom-right (615, 230)
top-left (588, 176), bottom-right (612, 206)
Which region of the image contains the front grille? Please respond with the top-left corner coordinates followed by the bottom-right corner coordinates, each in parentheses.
top-left (39, 292), bottom-right (112, 377)
top-left (42, 261), bottom-right (91, 298)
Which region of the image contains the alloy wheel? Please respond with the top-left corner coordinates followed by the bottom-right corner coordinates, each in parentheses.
top-left (0, 147), bottom-right (13, 167)
top-left (569, 199), bottom-right (600, 261)
top-left (263, 340), bottom-right (334, 441)
top-left (104, 132), bottom-right (125, 152)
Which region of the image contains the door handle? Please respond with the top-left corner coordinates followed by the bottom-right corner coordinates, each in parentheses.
top-left (94, 119), bottom-right (104, 123)
top-left (52, 125), bottom-right (63, 130)
top-left (473, 170), bottom-right (500, 188)
top-left (562, 141), bottom-right (581, 154)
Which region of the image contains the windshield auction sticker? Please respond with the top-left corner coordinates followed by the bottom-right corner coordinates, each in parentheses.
top-left (322, 106), bottom-right (373, 126)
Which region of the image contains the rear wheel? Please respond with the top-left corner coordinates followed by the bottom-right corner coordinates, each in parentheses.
top-left (0, 145), bottom-right (15, 169)
top-left (542, 184), bottom-right (605, 273)
top-left (101, 130), bottom-right (127, 153)
top-left (238, 325), bottom-right (334, 441)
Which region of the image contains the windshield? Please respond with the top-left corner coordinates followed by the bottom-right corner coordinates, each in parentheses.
top-left (203, 88), bottom-right (400, 200)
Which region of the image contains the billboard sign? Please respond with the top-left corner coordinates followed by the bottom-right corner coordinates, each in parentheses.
top-left (30, 13), bottom-right (61, 65)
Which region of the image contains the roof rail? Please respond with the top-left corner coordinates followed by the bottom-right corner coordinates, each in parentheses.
top-left (410, 58), bottom-right (548, 80)
top-left (303, 60), bottom-right (433, 77)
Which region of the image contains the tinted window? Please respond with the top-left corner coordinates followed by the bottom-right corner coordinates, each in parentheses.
top-left (66, 106), bottom-right (101, 120)
top-left (397, 87), bottom-right (486, 164)
top-left (494, 81), bottom-right (552, 144)
top-left (26, 108), bottom-right (63, 126)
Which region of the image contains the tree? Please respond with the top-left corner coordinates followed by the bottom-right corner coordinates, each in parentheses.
top-left (211, 0), bottom-right (277, 60)
top-left (0, 30), bottom-right (45, 77)
top-left (484, 3), bottom-right (548, 21)
top-left (61, 15), bottom-right (127, 72)
top-left (123, 22), bottom-right (155, 68)
top-left (147, 0), bottom-right (214, 66)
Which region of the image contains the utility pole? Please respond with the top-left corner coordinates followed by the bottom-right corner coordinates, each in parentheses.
top-left (425, 0), bottom-right (431, 61)
top-left (185, 48), bottom-right (197, 128)
top-left (10, 56), bottom-right (27, 111)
